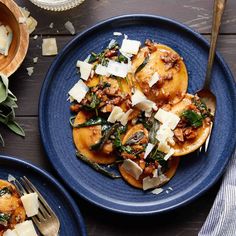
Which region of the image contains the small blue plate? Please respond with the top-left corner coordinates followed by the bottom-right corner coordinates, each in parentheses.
top-left (0, 155), bottom-right (87, 235)
top-left (39, 15), bottom-right (236, 215)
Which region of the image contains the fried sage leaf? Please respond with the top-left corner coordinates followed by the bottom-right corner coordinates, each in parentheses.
top-left (76, 151), bottom-right (120, 179)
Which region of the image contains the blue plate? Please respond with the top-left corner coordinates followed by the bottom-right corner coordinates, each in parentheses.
top-left (39, 15), bottom-right (236, 215)
top-left (0, 155), bottom-right (87, 235)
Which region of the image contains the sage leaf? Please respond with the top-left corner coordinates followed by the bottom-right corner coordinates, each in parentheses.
top-left (7, 121), bottom-right (25, 137)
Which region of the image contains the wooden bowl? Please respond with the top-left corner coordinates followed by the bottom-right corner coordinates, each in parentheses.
top-left (0, 0), bottom-right (29, 76)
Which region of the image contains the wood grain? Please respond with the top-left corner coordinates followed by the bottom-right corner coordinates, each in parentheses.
top-left (16, 0), bottom-right (236, 34)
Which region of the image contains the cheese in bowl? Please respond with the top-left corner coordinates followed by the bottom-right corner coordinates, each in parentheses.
top-left (68, 35), bottom-right (213, 191)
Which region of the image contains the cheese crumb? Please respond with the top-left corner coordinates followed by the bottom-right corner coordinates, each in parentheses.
top-left (64, 21), bottom-right (75, 35)
top-left (26, 67), bottom-right (34, 76)
top-left (33, 57), bottom-right (38, 63)
top-left (149, 72), bottom-right (160, 87)
top-left (144, 143), bottom-right (154, 159)
top-left (107, 60), bottom-right (129, 78)
top-left (151, 188), bottom-right (164, 195)
top-left (49, 22), bottom-right (54, 29)
top-left (143, 174), bottom-right (169, 190)
top-left (33, 35), bottom-right (38, 40)
top-left (19, 17), bottom-right (26, 24)
top-left (14, 220), bottom-right (37, 236)
top-left (121, 159), bottom-right (143, 180)
top-left (21, 193), bottom-right (39, 217)
top-left (42, 38), bottom-right (58, 56)
top-left (113, 32), bottom-right (122, 36)
top-left (120, 39), bottom-right (141, 55)
top-left (76, 60), bottom-right (93, 81)
top-left (68, 80), bottom-right (89, 103)
top-left (154, 108), bottom-right (180, 130)
top-left (95, 64), bottom-right (109, 76)
top-left (3, 229), bottom-right (18, 236)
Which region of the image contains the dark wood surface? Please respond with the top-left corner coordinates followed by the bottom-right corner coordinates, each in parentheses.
top-left (1, 0), bottom-right (236, 235)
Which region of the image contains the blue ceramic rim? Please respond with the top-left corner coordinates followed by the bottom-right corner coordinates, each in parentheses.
top-left (39, 14), bottom-right (236, 215)
top-left (0, 155), bottom-right (87, 235)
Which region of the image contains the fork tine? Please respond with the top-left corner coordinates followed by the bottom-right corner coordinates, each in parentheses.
top-left (204, 122), bottom-right (213, 152)
top-left (22, 176), bottom-right (56, 216)
top-left (12, 178), bottom-right (27, 196)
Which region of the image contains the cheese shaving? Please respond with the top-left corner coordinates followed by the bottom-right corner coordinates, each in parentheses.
top-left (76, 61), bottom-right (93, 80)
top-left (151, 188), bottom-right (164, 195)
top-left (144, 143), bottom-right (154, 159)
top-left (42, 38), bottom-right (58, 56)
top-left (121, 159), bottom-right (143, 180)
top-left (65, 21), bottom-right (75, 35)
top-left (68, 80), bottom-right (89, 103)
top-left (149, 72), bottom-right (160, 87)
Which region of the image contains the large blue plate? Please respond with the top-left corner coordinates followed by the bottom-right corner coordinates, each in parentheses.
top-left (0, 155), bottom-right (86, 235)
top-left (39, 15), bottom-right (236, 215)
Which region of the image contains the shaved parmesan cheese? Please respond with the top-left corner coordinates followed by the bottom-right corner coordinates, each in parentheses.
top-left (68, 80), bottom-right (89, 103)
top-left (76, 60), bottom-right (93, 81)
top-left (113, 32), bottom-right (122, 36)
top-left (49, 22), bottom-right (54, 29)
top-left (124, 34), bottom-right (128, 39)
top-left (95, 64), bottom-right (109, 76)
top-left (131, 90), bottom-right (147, 106)
top-left (65, 21), bottom-right (75, 35)
top-left (164, 148), bottom-right (175, 160)
top-left (26, 16), bottom-right (38, 34)
top-left (21, 193), bottom-right (39, 217)
top-left (158, 141), bottom-right (170, 153)
top-left (120, 39), bottom-right (141, 55)
top-left (144, 143), bottom-right (154, 159)
top-left (3, 229), bottom-right (18, 236)
top-left (14, 220), bottom-right (37, 236)
top-left (42, 38), bottom-right (58, 56)
top-left (107, 60), bottom-right (129, 78)
top-left (108, 39), bottom-right (117, 49)
top-left (156, 124), bottom-right (174, 143)
top-left (120, 109), bottom-right (133, 126)
top-left (149, 72), bottom-right (160, 87)
top-left (107, 107), bottom-right (132, 125)
top-left (33, 35), bottom-right (38, 40)
top-left (131, 90), bottom-right (157, 115)
top-left (19, 17), bottom-right (26, 23)
top-left (121, 159), bottom-right (143, 180)
top-left (154, 108), bottom-right (180, 130)
top-left (151, 188), bottom-right (163, 195)
top-left (26, 67), bottom-right (34, 76)
top-left (107, 106), bottom-right (123, 123)
top-left (143, 174), bottom-right (169, 190)
top-left (33, 57), bottom-right (38, 63)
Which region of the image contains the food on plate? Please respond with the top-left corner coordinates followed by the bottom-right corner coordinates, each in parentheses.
top-left (68, 35), bottom-right (213, 191)
top-left (170, 93), bottom-right (212, 156)
top-left (132, 40), bottom-right (188, 106)
top-left (0, 179), bottom-right (39, 236)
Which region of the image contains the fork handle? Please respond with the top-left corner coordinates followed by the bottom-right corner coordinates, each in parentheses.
top-left (204, 0), bottom-right (227, 89)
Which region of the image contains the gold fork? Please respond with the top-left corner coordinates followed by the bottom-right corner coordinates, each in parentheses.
top-left (197, 0), bottom-right (226, 153)
top-left (12, 176), bottom-right (60, 236)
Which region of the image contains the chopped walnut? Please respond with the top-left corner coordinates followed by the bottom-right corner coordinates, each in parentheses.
top-left (160, 51), bottom-right (181, 71)
top-left (145, 39), bottom-right (157, 53)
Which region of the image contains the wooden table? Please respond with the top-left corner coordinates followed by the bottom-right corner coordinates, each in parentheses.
top-left (2, 0), bottom-right (235, 235)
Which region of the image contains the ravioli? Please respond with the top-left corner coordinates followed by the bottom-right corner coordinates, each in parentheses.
top-left (170, 94), bottom-right (211, 156)
top-left (132, 43), bottom-right (188, 106)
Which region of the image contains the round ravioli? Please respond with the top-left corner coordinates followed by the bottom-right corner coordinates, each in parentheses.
top-left (118, 124), bottom-right (180, 189)
top-left (170, 94), bottom-right (211, 156)
top-left (73, 111), bottom-right (116, 164)
top-left (119, 157), bottom-right (180, 189)
top-left (132, 43), bottom-right (188, 106)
